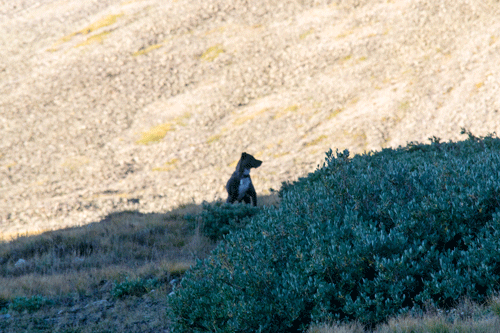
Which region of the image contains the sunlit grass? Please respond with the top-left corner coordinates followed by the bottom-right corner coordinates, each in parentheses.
top-left (200, 44), bottom-right (224, 61)
top-left (132, 43), bottom-right (163, 56)
top-left (50, 13), bottom-right (124, 50)
top-left (233, 108), bottom-right (269, 126)
top-left (152, 158), bottom-right (179, 172)
top-left (136, 123), bottom-right (172, 144)
top-left (273, 104), bottom-right (299, 119)
top-left (305, 134), bottom-right (327, 147)
top-left (74, 31), bottom-right (111, 47)
top-left (79, 13), bottom-right (124, 35)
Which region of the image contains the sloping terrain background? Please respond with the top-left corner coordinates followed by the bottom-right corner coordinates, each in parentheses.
top-left (1, 0), bottom-right (500, 237)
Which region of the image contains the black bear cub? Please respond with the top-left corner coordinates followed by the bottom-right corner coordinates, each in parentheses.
top-left (226, 152), bottom-right (262, 206)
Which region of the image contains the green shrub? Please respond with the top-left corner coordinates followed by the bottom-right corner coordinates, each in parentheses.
top-left (111, 276), bottom-right (160, 299)
top-left (169, 133), bottom-right (500, 331)
top-left (185, 202), bottom-right (260, 241)
top-left (0, 296), bottom-right (8, 310)
top-left (9, 295), bottom-right (54, 313)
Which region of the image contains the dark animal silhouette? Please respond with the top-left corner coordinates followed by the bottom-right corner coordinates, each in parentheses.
top-left (226, 152), bottom-right (262, 206)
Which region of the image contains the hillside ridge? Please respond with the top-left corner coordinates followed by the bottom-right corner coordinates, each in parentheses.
top-left (1, 0), bottom-right (499, 236)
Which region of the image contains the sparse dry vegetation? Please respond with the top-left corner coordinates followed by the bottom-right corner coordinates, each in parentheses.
top-left (2, 0), bottom-right (500, 331)
top-left (200, 44), bottom-right (224, 61)
top-left (0, 204), bottom-right (213, 332)
top-left (132, 43), bottom-right (163, 56)
top-left (136, 123), bottom-right (173, 145)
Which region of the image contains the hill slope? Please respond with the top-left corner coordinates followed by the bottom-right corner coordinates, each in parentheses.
top-left (1, 0), bottom-right (500, 236)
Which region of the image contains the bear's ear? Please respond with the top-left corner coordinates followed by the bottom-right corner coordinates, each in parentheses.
top-left (241, 152), bottom-right (247, 158)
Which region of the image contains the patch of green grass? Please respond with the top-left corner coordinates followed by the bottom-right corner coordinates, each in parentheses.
top-left (9, 295), bottom-right (55, 313)
top-left (112, 277), bottom-right (160, 299)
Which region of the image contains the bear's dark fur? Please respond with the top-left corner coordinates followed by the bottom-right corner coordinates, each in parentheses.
top-left (226, 152), bottom-right (262, 206)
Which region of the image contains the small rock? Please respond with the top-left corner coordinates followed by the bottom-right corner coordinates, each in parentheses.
top-left (14, 259), bottom-right (26, 268)
top-left (85, 299), bottom-right (110, 308)
top-left (69, 305), bottom-right (81, 313)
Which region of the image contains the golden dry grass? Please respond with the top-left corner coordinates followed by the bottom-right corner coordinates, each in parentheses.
top-left (200, 44), bottom-right (224, 61)
top-left (132, 43), bottom-right (163, 56)
top-left (50, 13), bottom-right (124, 50)
top-left (0, 202), bottom-right (213, 332)
top-left (0, 202), bottom-right (209, 297)
top-left (136, 123), bottom-right (173, 144)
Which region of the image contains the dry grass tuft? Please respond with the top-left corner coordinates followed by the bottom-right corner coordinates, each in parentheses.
top-left (136, 123), bottom-right (173, 144)
top-left (207, 133), bottom-right (222, 144)
top-left (273, 104), bottom-right (299, 119)
top-left (200, 44), bottom-right (224, 61)
top-left (78, 13), bottom-right (124, 35)
top-left (0, 209), bottom-right (212, 300)
top-left (305, 134), bottom-right (328, 147)
top-left (51, 13), bottom-right (124, 50)
top-left (132, 43), bottom-right (163, 56)
top-left (152, 158), bottom-right (179, 172)
top-left (75, 31), bottom-right (112, 47)
top-left (300, 28), bottom-right (315, 40)
top-left (233, 108), bottom-right (269, 126)
top-left (327, 107), bottom-right (344, 119)
top-left (0, 203), bottom-right (215, 331)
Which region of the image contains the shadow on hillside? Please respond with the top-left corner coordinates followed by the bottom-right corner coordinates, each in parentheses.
top-left (0, 193), bottom-right (281, 299)
top-left (2, 193), bottom-right (281, 246)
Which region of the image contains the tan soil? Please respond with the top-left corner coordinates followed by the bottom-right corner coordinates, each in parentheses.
top-left (1, 0), bottom-right (500, 237)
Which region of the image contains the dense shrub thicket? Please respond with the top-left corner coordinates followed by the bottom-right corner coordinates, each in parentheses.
top-left (169, 133), bottom-right (500, 332)
top-left (185, 201), bottom-right (260, 241)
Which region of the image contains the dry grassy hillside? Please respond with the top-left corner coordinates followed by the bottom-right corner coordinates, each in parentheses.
top-left (1, 0), bottom-right (500, 237)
